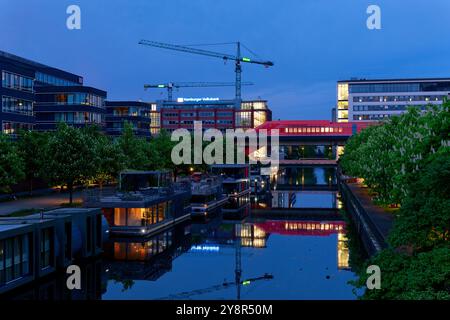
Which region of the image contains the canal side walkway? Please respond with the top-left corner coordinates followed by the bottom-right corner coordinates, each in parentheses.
top-left (0, 191), bottom-right (83, 217)
top-left (346, 182), bottom-right (394, 243)
top-left (340, 180), bottom-right (395, 255)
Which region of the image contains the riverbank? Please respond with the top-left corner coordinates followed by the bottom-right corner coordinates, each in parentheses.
top-left (339, 179), bottom-right (394, 256)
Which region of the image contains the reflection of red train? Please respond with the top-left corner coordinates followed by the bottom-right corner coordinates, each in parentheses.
top-left (254, 220), bottom-right (346, 236)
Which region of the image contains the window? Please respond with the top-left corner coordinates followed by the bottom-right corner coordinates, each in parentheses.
top-left (0, 241), bottom-right (4, 285)
top-left (2, 96), bottom-right (33, 116)
top-left (86, 217), bottom-right (92, 253)
top-left (35, 72), bottom-right (79, 86)
top-left (40, 228), bottom-right (53, 269)
top-left (0, 235), bottom-right (30, 284)
top-left (163, 112), bottom-right (178, 117)
top-left (217, 111), bottom-right (233, 117)
top-left (54, 112), bottom-right (103, 124)
top-left (5, 240), bottom-right (13, 282)
top-left (2, 71), bottom-right (33, 92)
top-left (65, 223), bottom-right (72, 260)
top-left (338, 83), bottom-right (349, 101)
top-left (2, 121), bottom-right (33, 135)
top-left (52, 93), bottom-right (104, 107)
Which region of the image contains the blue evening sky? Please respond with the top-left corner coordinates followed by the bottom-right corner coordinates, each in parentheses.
top-left (1, 0), bottom-right (450, 120)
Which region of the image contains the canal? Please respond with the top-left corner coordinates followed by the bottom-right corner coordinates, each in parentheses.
top-left (5, 167), bottom-right (363, 300)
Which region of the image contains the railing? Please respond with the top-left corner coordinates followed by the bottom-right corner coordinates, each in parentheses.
top-left (190, 177), bottom-right (222, 195)
top-left (83, 183), bottom-right (190, 205)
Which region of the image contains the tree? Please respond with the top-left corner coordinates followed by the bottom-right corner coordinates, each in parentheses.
top-left (93, 134), bottom-right (126, 189)
top-left (117, 122), bottom-right (148, 170)
top-left (388, 147), bottom-right (450, 252)
top-left (42, 123), bottom-right (98, 204)
top-left (150, 129), bottom-right (176, 171)
top-left (16, 130), bottom-right (48, 194)
top-left (353, 247), bottom-right (450, 300)
top-left (0, 134), bottom-right (25, 193)
top-left (342, 101), bottom-right (450, 299)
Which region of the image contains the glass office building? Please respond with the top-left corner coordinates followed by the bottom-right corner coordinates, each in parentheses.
top-left (335, 78), bottom-right (450, 122)
top-left (0, 50), bottom-right (106, 136)
top-left (105, 101), bottom-right (154, 138)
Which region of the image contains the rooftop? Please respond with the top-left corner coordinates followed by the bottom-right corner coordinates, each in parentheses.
top-left (0, 224), bottom-right (29, 232)
top-left (0, 49), bottom-right (83, 82)
top-left (338, 77), bottom-right (450, 84)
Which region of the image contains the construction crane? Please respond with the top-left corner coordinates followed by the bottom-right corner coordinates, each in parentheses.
top-left (138, 40), bottom-right (274, 101)
top-left (155, 274), bottom-right (274, 300)
top-left (235, 235), bottom-right (242, 300)
top-left (144, 81), bottom-right (254, 101)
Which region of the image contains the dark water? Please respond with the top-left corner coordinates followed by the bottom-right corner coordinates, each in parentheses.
top-left (6, 167), bottom-right (362, 300)
top-left (103, 217), bottom-right (356, 300)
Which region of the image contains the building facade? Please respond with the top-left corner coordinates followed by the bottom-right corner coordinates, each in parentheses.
top-left (35, 86), bottom-right (106, 131)
top-left (0, 50), bottom-right (106, 136)
top-left (157, 98), bottom-right (271, 133)
top-left (105, 101), bottom-right (155, 138)
top-left (336, 78), bottom-right (450, 122)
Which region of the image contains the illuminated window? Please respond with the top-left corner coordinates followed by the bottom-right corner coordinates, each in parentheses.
top-left (338, 83), bottom-right (349, 101)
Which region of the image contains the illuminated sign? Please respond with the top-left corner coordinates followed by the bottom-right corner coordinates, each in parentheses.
top-left (190, 245), bottom-right (220, 252)
top-left (177, 97), bottom-right (221, 103)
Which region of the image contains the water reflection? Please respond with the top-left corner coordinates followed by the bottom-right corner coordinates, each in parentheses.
top-left (103, 223), bottom-right (191, 288)
top-left (273, 167), bottom-right (337, 188)
top-left (99, 213), bottom-right (354, 300)
top-left (3, 166), bottom-right (358, 300)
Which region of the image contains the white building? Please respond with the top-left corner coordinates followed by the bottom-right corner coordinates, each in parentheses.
top-left (335, 78), bottom-right (450, 122)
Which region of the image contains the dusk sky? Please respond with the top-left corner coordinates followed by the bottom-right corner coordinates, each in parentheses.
top-left (2, 0), bottom-right (450, 119)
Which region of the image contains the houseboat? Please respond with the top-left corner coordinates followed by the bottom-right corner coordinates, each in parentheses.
top-left (84, 171), bottom-right (192, 237)
top-left (211, 164), bottom-right (251, 197)
top-left (211, 164), bottom-right (251, 219)
top-left (189, 173), bottom-right (228, 217)
top-left (0, 207), bottom-right (103, 295)
top-left (102, 222), bottom-right (191, 283)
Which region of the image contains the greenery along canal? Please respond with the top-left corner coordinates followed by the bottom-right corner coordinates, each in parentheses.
top-left (340, 103), bottom-right (450, 300)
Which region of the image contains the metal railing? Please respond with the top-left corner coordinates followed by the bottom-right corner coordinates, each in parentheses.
top-left (83, 183), bottom-right (190, 205)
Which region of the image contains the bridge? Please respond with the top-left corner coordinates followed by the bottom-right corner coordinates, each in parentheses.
top-left (254, 120), bottom-right (373, 162)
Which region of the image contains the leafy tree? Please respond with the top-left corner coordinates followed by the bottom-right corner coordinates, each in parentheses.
top-left (42, 123), bottom-right (97, 204)
top-left (0, 134), bottom-right (25, 193)
top-left (341, 101), bottom-right (450, 299)
top-left (117, 122), bottom-right (148, 170)
top-left (150, 129), bottom-right (176, 171)
top-left (388, 147), bottom-right (450, 251)
top-left (353, 247), bottom-right (450, 300)
top-left (16, 130), bottom-right (48, 194)
top-left (93, 134), bottom-right (126, 189)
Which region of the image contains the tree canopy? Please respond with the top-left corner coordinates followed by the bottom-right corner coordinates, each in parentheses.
top-left (341, 101), bottom-right (450, 299)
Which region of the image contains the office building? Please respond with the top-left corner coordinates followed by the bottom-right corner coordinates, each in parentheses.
top-left (105, 101), bottom-right (156, 138)
top-left (0, 50), bottom-right (106, 136)
top-left (335, 78), bottom-right (450, 122)
top-left (157, 98), bottom-right (271, 133)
